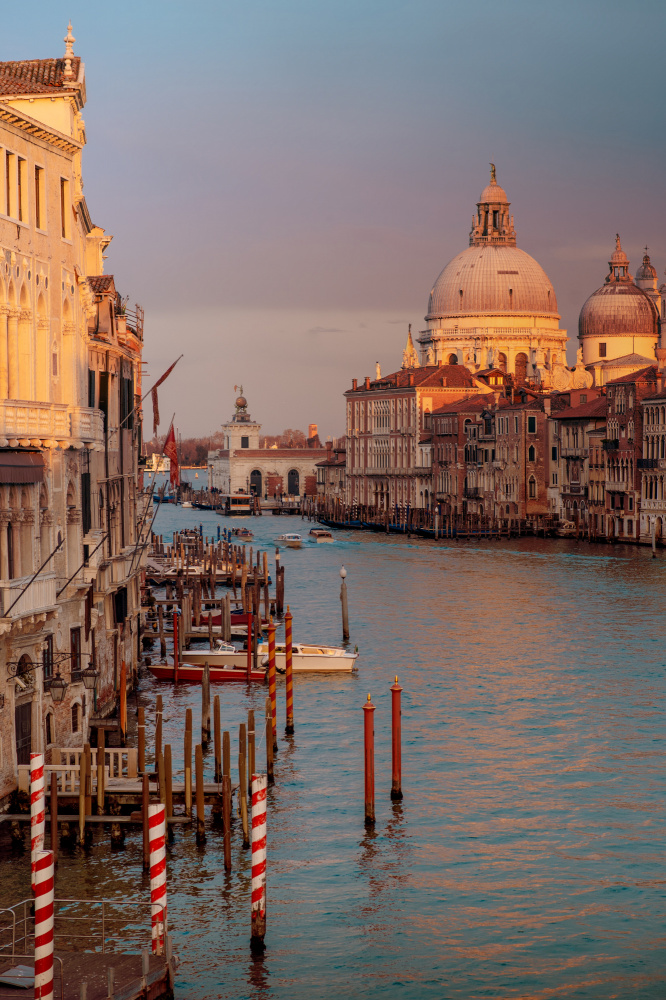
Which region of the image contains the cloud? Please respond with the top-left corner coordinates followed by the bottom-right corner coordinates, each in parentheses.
top-left (307, 325), bottom-right (345, 335)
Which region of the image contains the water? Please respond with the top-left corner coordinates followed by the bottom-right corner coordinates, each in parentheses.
top-left (2, 508), bottom-right (665, 999)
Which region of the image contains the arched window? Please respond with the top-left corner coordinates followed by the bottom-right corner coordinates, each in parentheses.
top-left (287, 469), bottom-right (300, 495)
top-left (528, 476), bottom-right (536, 499)
top-left (448, 354), bottom-right (458, 366)
top-left (528, 445), bottom-right (535, 462)
top-left (71, 702), bottom-right (80, 734)
top-left (497, 353), bottom-right (507, 372)
top-left (249, 470), bottom-right (262, 496)
top-left (514, 353), bottom-right (528, 383)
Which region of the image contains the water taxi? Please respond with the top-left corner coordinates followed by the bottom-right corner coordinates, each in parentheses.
top-left (232, 526), bottom-right (253, 539)
top-left (308, 529), bottom-right (334, 543)
top-left (173, 640), bottom-right (357, 674)
top-left (219, 493), bottom-right (254, 516)
top-left (276, 533), bottom-right (302, 548)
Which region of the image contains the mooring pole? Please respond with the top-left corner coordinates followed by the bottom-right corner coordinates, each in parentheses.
top-left (284, 606), bottom-right (294, 734)
top-left (340, 566), bottom-right (349, 641)
top-left (390, 676), bottom-right (403, 801)
top-left (363, 694), bottom-right (375, 826)
top-left (267, 620), bottom-right (277, 750)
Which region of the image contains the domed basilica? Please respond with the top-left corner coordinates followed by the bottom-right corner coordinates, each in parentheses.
top-left (415, 166), bottom-right (571, 387)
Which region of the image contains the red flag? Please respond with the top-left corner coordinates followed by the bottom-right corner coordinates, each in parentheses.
top-left (151, 386), bottom-right (160, 437)
top-left (163, 426), bottom-right (180, 487)
top-left (153, 356), bottom-right (182, 391)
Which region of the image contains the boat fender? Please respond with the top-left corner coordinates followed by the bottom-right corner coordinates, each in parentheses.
top-left (261, 654), bottom-right (269, 668)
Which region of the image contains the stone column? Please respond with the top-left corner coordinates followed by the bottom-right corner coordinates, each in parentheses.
top-left (0, 510), bottom-right (9, 581)
top-left (7, 309), bottom-right (19, 399)
top-left (0, 307), bottom-right (8, 399)
top-left (18, 309), bottom-right (33, 401)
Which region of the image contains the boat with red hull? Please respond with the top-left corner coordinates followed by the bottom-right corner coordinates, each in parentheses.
top-left (148, 662), bottom-right (266, 683)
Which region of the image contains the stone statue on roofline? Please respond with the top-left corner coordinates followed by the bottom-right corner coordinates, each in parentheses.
top-left (401, 324), bottom-right (420, 369)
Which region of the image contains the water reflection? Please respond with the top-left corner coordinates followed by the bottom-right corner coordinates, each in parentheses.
top-left (2, 511), bottom-right (665, 998)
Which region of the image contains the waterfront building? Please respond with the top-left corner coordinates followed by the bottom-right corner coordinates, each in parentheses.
top-left (0, 30), bottom-right (145, 804)
top-left (207, 391), bottom-right (326, 497)
top-left (551, 396), bottom-right (606, 527)
top-left (417, 166), bottom-right (572, 389)
top-left (344, 360), bottom-right (492, 509)
top-left (580, 239), bottom-right (661, 380)
top-left (315, 439), bottom-right (346, 499)
top-left (603, 367), bottom-right (657, 541)
top-left (638, 379), bottom-right (666, 544)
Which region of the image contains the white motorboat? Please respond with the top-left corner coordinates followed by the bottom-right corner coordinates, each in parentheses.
top-left (308, 529), bottom-right (334, 543)
top-left (276, 533), bottom-right (302, 549)
top-left (260, 642), bottom-right (357, 673)
top-left (181, 501), bottom-right (193, 508)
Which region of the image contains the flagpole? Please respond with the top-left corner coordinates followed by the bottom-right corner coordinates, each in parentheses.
top-left (129, 414), bottom-right (176, 576)
top-left (117, 355), bottom-right (184, 433)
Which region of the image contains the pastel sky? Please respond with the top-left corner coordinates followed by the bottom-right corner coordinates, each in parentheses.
top-left (4, 1), bottom-right (665, 438)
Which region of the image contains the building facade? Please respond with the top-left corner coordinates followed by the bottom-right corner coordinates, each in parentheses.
top-left (0, 31), bottom-right (145, 804)
top-left (207, 392), bottom-right (327, 498)
top-left (639, 384), bottom-right (666, 543)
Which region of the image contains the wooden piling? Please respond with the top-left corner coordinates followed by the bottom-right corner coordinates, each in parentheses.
top-left (239, 750), bottom-right (249, 848)
top-left (265, 698), bottom-right (274, 783)
top-left (201, 662), bottom-right (211, 746)
top-left (164, 744), bottom-right (173, 824)
top-left (158, 605), bottom-right (166, 658)
top-left (222, 775), bottom-right (232, 870)
top-left (248, 710), bottom-right (255, 787)
top-left (142, 773), bottom-right (149, 869)
top-left (138, 706), bottom-right (145, 775)
top-left (213, 696), bottom-right (222, 782)
top-left (195, 744), bottom-right (206, 844)
top-left (184, 708), bottom-right (193, 817)
top-left (157, 751), bottom-right (166, 806)
top-left (119, 661), bottom-right (127, 743)
top-left (50, 771), bottom-right (58, 864)
top-left (96, 729), bottom-right (105, 814)
top-left (155, 694), bottom-right (163, 766)
top-left (84, 742), bottom-right (92, 821)
top-left (340, 568), bottom-right (350, 641)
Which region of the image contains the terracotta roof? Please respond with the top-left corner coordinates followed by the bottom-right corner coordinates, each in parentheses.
top-left (606, 365), bottom-right (657, 385)
top-left (315, 455), bottom-right (346, 468)
top-left (553, 397), bottom-right (607, 421)
top-left (88, 275), bottom-right (115, 295)
top-left (0, 58), bottom-right (82, 96)
top-left (348, 364), bottom-right (479, 393)
top-left (432, 393), bottom-right (502, 416)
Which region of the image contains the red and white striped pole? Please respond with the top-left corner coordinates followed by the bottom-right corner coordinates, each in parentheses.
top-left (250, 773), bottom-right (267, 952)
top-left (34, 849), bottom-right (54, 1000)
top-left (148, 803), bottom-right (167, 955)
top-left (30, 753), bottom-right (45, 893)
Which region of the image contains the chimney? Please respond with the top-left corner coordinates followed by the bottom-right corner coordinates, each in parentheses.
top-left (365, 376), bottom-right (371, 390)
top-left (493, 390), bottom-right (500, 409)
top-left (543, 397), bottom-right (551, 416)
top-left (408, 373), bottom-right (414, 387)
top-left (352, 378), bottom-right (357, 391)
top-left (326, 439), bottom-right (333, 456)
top-left (376, 361), bottom-right (381, 379)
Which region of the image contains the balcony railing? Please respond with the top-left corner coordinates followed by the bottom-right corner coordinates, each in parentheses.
top-left (0, 402), bottom-right (104, 450)
top-left (561, 447), bottom-right (589, 458)
top-left (1, 573), bottom-right (57, 618)
top-left (602, 439), bottom-right (619, 451)
top-left (463, 486), bottom-right (480, 498)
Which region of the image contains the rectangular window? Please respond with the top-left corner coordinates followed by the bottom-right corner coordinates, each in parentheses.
top-left (70, 626), bottom-right (82, 676)
top-left (17, 157), bottom-right (26, 221)
top-left (71, 702), bottom-right (79, 733)
top-left (599, 343), bottom-right (607, 358)
top-left (580, 394), bottom-right (587, 403)
top-left (34, 166), bottom-right (45, 229)
top-left (42, 634), bottom-right (54, 680)
top-left (552, 446), bottom-right (557, 461)
top-left (628, 496), bottom-right (633, 511)
top-left (81, 471), bottom-right (91, 534)
top-left (45, 713), bottom-right (53, 746)
top-left (514, 416), bottom-right (519, 433)
top-left (627, 519), bottom-right (633, 535)
top-left (88, 369), bottom-right (96, 408)
top-left (60, 177), bottom-right (70, 238)
top-left (552, 473), bottom-right (558, 485)
top-left (241, 436), bottom-right (249, 448)
top-left (6, 152), bottom-right (16, 218)
top-left (528, 416), bottom-right (537, 433)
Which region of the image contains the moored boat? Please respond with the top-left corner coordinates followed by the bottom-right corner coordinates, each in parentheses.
top-left (149, 661), bottom-right (266, 683)
top-left (264, 642), bottom-right (357, 673)
top-left (308, 529), bottom-right (334, 543)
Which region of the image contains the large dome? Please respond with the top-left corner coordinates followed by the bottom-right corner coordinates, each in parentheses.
top-left (426, 244), bottom-right (559, 319)
top-left (579, 282), bottom-right (658, 339)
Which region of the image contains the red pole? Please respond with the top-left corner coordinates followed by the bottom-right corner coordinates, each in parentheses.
top-left (284, 606), bottom-right (294, 734)
top-left (172, 611), bottom-right (179, 684)
top-left (246, 613), bottom-right (253, 681)
top-left (363, 694), bottom-right (375, 826)
top-left (390, 676), bottom-right (403, 800)
top-left (268, 620), bottom-right (277, 749)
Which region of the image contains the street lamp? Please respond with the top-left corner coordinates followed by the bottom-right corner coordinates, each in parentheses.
top-left (48, 673), bottom-right (68, 703)
top-left (81, 664), bottom-right (99, 691)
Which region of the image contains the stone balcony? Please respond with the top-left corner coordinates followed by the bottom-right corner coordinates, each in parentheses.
top-left (0, 401), bottom-right (104, 450)
top-left (0, 572), bottom-right (57, 620)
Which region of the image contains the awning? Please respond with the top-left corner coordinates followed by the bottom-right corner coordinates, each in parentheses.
top-left (0, 451), bottom-right (44, 484)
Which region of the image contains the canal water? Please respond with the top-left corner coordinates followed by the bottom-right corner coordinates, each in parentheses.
top-left (2, 509), bottom-right (665, 999)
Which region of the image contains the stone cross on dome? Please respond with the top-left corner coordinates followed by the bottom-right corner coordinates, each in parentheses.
top-left (63, 22), bottom-right (75, 81)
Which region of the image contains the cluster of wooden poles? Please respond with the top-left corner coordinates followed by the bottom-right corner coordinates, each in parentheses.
top-left (363, 677), bottom-right (404, 826)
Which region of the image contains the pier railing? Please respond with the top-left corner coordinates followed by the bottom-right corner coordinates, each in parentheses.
top-left (0, 897), bottom-right (166, 957)
top-left (17, 747), bottom-right (138, 794)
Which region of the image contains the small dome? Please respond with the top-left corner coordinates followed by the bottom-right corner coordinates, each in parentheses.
top-left (610, 234), bottom-right (629, 267)
top-left (636, 251), bottom-right (657, 281)
top-left (427, 244), bottom-right (558, 319)
top-left (236, 395), bottom-right (247, 409)
top-left (579, 282), bottom-right (658, 339)
top-left (478, 179), bottom-right (509, 204)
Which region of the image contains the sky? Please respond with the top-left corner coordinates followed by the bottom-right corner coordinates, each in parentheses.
top-left (4, 1), bottom-right (665, 438)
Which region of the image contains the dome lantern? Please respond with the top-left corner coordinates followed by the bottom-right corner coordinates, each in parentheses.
top-left (469, 164), bottom-right (516, 248)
